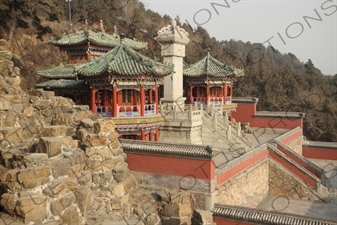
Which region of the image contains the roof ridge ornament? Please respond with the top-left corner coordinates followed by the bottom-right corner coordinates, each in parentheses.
top-left (84, 19), bottom-right (88, 30)
top-left (99, 19), bottom-right (105, 33)
top-left (119, 33), bottom-right (125, 44)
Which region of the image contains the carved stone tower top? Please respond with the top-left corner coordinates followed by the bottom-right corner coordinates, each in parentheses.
top-left (155, 20), bottom-right (190, 107)
top-left (156, 19), bottom-right (190, 57)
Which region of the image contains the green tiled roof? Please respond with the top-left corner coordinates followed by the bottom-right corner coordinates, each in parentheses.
top-left (36, 79), bottom-right (86, 89)
top-left (74, 43), bottom-right (174, 77)
top-left (183, 54), bottom-right (244, 77)
top-left (36, 64), bottom-right (76, 79)
top-left (49, 30), bottom-right (148, 50)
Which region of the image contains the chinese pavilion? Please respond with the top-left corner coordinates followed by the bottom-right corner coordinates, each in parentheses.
top-left (73, 35), bottom-right (174, 140)
top-left (183, 50), bottom-right (243, 117)
top-left (48, 21), bottom-right (148, 62)
top-left (36, 21), bottom-right (147, 104)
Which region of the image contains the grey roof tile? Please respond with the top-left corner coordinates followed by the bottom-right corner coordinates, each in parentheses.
top-left (212, 205), bottom-right (337, 225)
top-left (119, 139), bottom-right (213, 159)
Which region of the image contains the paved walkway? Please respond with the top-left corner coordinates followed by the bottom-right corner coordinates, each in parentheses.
top-left (309, 159), bottom-right (337, 190)
top-left (246, 128), bottom-right (286, 147)
top-left (257, 195), bottom-right (337, 222)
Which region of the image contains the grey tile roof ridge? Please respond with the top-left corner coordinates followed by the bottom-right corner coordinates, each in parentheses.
top-left (232, 97), bottom-right (259, 103)
top-left (302, 141), bottom-right (337, 148)
top-left (212, 204), bottom-right (337, 225)
top-left (35, 79), bottom-right (86, 89)
top-left (255, 111), bottom-right (305, 118)
top-left (119, 139), bottom-right (213, 159)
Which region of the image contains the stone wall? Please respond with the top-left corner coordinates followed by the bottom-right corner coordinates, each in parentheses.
top-left (159, 125), bottom-right (202, 145)
top-left (130, 171), bottom-right (215, 193)
top-left (269, 160), bottom-right (320, 201)
top-left (216, 159), bottom-right (269, 208)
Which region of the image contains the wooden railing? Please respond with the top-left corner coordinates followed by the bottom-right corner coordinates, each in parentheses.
top-left (118, 105), bottom-right (140, 117)
top-left (144, 104), bottom-right (156, 116)
top-left (96, 106), bottom-right (113, 117)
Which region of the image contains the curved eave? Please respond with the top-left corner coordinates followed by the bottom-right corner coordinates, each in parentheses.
top-left (36, 65), bottom-right (76, 79)
top-left (49, 38), bottom-right (88, 46)
top-left (37, 74), bottom-right (76, 79)
top-left (35, 79), bottom-right (86, 89)
top-left (74, 68), bottom-right (108, 77)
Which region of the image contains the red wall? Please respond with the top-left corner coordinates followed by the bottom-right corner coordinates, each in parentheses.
top-left (276, 145), bottom-right (321, 178)
top-left (217, 148), bottom-right (268, 185)
top-left (232, 103), bottom-right (256, 122)
top-left (232, 103), bottom-right (303, 129)
top-left (126, 153), bottom-right (215, 180)
top-left (303, 147), bottom-right (337, 160)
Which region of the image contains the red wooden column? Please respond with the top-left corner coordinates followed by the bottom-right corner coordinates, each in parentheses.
top-left (90, 87), bottom-right (96, 114)
top-left (140, 130), bottom-right (145, 140)
top-left (223, 83), bottom-right (227, 104)
top-left (149, 132), bottom-right (153, 141)
top-left (189, 84), bottom-right (193, 104)
top-left (230, 84), bottom-right (233, 103)
top-left (149, 89), bottom-right (152, 104)
top-left (140, 85), bottom-right (145, 116)
top-left (102, 90), bottom-right (107, 112)
top-left (155, 128), bottom-right (159, 141)
top-left (154, 85), bottom-right (158, 114)
top-left (206, 83), bottom-right (210, 105)
top-left (113, 85), bottom-right (118, 117)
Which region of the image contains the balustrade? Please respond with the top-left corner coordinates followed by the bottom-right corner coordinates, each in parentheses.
top-left (225, 96), bottom-right (231, 104)
top-left (96, 106), bottom-right (113, 117)
top-left (144, 104), bottom-right (156, 116)
top-left (210, 97), bottom-right (223, 105)
top-left (118, 105), bottom-right (140, 117)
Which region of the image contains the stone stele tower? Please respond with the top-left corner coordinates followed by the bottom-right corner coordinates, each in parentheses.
top-left (155, 19), bottom-right (190, 110)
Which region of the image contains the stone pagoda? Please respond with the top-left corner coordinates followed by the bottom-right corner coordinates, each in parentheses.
top-left (155, 19), bottom-right (190, 110)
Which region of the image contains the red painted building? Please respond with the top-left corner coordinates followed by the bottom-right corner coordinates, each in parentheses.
top-left (73, 35), bottom-right (174, 140)
top-left (183, 51), bottom-right (243, 115)
top-left (36, 23), bottom-right (147, 105)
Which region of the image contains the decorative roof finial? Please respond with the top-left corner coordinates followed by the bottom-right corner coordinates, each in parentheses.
top-left (113, 25), bottom-right (117, 34)
top-left (84, 19), bottom-right (88, 30)
top-left (171, 19), bottom-right (177, 27)
top-left (207, 48), bottom-right (211, 55)
top-left (99, 19), bottom-right (105, 33)
top-left (119, 33), bottom-right (125, 44)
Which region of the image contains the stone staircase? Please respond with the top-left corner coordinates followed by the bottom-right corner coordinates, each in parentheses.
top-left (200, 105), bottom-right (253, 154)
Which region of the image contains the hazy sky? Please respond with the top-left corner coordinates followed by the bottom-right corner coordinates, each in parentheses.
top-left (140, 0), bottom-right (337, 75)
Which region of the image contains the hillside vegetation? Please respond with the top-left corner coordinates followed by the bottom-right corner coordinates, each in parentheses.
top-left (0, 0), bottom-right (336, 142)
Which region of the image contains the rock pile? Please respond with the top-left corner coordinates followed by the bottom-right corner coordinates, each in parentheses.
top-left (0, 39), bottom-right (137, 224)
